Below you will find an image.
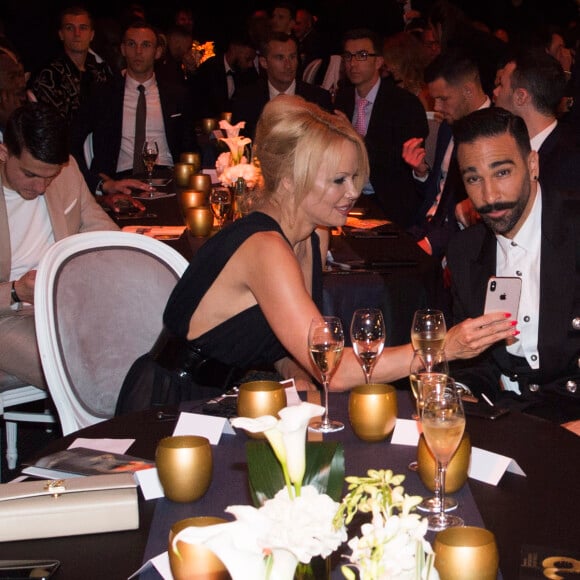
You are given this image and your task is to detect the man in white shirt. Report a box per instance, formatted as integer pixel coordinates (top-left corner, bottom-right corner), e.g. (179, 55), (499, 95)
(447, 107), (580, 434)
(0, 102), (117, 388)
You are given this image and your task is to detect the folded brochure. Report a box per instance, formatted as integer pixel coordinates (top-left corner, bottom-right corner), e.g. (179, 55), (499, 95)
(22, 447), (154, 479)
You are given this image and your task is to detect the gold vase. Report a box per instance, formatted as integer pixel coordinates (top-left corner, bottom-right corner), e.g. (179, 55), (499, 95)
(155, 435), (212, 502)
(180, 152), (202, 173)
(237, 381), (287, 439)
(220, 111), (233, 123)
(189, 172), (212, 194)
(200, 117), (218, 135)
(417, 431), (471, 493)
(348, 384), (398, 442)
(174, 162), (196, 187)
(433, 526), (499, 580)
(169, 516), (230, 580)
(185, 206), (214, 237)
(179, 189), (207, 215)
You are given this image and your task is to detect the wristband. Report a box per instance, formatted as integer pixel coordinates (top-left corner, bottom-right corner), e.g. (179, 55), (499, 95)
(11, 281), (21, 304)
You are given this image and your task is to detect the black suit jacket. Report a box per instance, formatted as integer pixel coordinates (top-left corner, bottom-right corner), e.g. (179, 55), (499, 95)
(192, 54), (259, 121)
(538, 122), (580, 193)
(231, 79), (333, 141)
(447, 188), (580, 423)
(406, 120), (467, 258)
(71, 74), (198, 192)
(334, 77), (428, 228)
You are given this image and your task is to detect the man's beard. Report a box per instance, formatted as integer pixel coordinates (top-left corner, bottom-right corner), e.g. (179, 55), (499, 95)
(477, 181), (531, 236)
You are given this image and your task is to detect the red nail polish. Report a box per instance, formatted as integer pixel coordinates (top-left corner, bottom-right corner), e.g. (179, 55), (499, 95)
(513, 330), (520, 336)
(510, 320), (517, 326)
(504, 312), (512, 318)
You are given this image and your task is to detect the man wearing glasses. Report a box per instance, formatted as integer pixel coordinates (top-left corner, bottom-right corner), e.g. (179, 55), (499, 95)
(334, 28), (428, 228)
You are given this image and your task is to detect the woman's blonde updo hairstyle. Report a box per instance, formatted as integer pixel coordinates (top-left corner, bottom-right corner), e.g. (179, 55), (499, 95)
(253, 95), (369, 215)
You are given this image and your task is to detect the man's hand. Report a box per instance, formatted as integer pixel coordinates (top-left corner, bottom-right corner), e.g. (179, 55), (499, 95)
(14, 270), (36, 304)
(101, 177), (154, 197)
(99, 192), (146, 214)
(445, 312), (519, 360)
(402, 137), (429, 177)
(562, 419), (580, 436)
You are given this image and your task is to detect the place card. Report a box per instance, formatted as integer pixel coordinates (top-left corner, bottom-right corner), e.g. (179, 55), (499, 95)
(173, 412), (235, 445)
(280, 378), (301, 406)
(68, 437), (135, 454)
(468, 446), (526, 486)
(390, 418), (422, 446)
(128, 551), (171, 579)
(135, 466), (164, 500)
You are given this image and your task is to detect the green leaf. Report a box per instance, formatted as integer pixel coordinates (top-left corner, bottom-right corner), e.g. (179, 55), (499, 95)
(246, 441), (345, 506)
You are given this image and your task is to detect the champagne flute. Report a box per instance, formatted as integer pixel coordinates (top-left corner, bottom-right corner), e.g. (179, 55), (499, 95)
(142, 140), (159, 192)
(409, 349), (449, 421)
(411, 308), (447, 352)
(210, 186), (231, 230)
(350, 308), (386, 384)
(421, 381), (466, 531)
(308, 316), (345, 433)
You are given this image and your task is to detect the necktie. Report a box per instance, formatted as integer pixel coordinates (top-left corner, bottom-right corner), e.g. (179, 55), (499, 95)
(354, 98), (368, 136)
(133, 84), (146, 174)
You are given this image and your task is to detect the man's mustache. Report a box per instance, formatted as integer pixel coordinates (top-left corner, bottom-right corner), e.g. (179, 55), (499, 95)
(476, 201), (518, 215)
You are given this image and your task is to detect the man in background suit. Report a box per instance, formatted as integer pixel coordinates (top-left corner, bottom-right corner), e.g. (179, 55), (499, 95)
(334, 28), (428, 228)
(448, 107), (580, 433)
(0, 103), (117, 389)
(71, 20), (198, 212)
(231, 32), (332, 141)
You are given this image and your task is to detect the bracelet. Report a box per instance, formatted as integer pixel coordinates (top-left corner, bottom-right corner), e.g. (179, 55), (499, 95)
(11, 281), (21, 304)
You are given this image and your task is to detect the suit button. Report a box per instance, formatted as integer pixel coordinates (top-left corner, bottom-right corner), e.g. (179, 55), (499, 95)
(529, 383), (540, 393)
(566, 380), (578, 394)
(573, 317), (580, 330)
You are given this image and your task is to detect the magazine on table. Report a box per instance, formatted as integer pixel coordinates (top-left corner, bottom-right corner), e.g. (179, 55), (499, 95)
(22, 447), (154, 480)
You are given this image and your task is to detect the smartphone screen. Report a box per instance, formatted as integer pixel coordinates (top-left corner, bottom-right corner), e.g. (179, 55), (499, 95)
(483, 276), (522, 318)
(0, 560), (60, 579)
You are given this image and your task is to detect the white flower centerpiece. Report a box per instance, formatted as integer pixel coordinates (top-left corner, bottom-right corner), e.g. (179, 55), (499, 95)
(171, 402), (347, 580)
(333, 469), (439, 580)
(216, 120), (263, 190)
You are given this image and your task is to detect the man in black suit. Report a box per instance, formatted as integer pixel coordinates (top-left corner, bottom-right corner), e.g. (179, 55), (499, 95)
(448, 107), (580, 433)
(192, 35), (259, 121)
(493, 47), (580, 192)
(402, 51), (490, 258)
(231, 32), (332, 141)
(71, 20), (198, 211)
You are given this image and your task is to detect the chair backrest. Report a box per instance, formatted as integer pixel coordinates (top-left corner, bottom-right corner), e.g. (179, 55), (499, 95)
(35, 231), (189, 435)
(321, 55), (343, 92)
(302, 58), (323, 84)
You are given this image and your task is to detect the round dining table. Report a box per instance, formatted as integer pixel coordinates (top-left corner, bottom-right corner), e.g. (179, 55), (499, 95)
(1, 389), (579, 580)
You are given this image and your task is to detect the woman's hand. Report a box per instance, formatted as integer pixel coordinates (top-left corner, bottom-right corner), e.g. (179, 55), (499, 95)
(445, 312), (518, 360)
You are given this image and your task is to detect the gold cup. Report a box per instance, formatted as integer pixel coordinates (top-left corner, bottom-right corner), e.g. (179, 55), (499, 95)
(220, 111), (233, 123)
(174, 162), (196, 187)
(180, 152), (202, 173)
(348, 384), (398, 442)
(189, 173), (212, 195)
(200, 117), (218, 135)
(433, 526), (499, 580)
(155, 435), (212, 502)
(417, 431), (471, 493)
(237, 381), (287, 439)
(168, 516), (229, 580)
(179, 189), (207, 215)
(185, 206), (214, 237)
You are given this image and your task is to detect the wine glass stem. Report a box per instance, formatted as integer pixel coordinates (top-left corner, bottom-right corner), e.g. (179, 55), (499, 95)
(438, 461), (448, 521)
(322, 377), (330, 426)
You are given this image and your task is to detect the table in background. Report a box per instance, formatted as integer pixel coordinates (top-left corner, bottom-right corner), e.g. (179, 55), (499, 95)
(2, 391), (579, 580)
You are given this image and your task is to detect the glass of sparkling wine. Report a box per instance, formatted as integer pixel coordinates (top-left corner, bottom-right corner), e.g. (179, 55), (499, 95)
(142, 140), (159, 192)
(411, 308), (447, 352)
(409, 349), (449, 420)
(210, 186), (231, 230)
(421, 381), (466, 531)
(308, 316), (345, 433)
(350, 308), (386, 384)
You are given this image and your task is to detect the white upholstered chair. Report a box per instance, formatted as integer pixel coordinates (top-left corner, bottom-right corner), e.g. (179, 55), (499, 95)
(34, 231), (189, 436)
(302, 58), (323, 84)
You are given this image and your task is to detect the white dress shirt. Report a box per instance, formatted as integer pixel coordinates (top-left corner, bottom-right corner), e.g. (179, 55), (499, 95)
(496, 187), (542, 392)
(268, 79), (296, 99)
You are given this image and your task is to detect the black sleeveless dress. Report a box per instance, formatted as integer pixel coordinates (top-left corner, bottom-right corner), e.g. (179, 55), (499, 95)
(163, 212), (323, 370)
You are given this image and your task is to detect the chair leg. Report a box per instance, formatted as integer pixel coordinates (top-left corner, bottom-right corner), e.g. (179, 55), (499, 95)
(6, 421), (17, 470)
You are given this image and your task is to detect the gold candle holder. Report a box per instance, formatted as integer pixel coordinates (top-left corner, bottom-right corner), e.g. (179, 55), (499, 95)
(180, 152), (202, 173)
(155, 435), (212, 502)
(200, 117), (218, 135)
(179, 189), (207, 215)
(220, 111), (233, 123)
(185, 206), (214, 237)
(417, 431), (471, 493)
(189, 173), (212, 195)
(434, 526), (499, 580)
(169, 516), (229, 580)
(237, 381), (287, 439)
(174, 162), (196, 187)
(348, 384), (398, 442)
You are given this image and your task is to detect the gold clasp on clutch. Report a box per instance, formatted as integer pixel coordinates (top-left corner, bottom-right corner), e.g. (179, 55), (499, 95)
(44, 480), (66, 498)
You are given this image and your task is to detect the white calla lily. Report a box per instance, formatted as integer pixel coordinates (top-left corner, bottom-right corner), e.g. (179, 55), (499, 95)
(231, 415), (278, 433)
(219, 120), (246, 138)
(220, 135), (252, 165)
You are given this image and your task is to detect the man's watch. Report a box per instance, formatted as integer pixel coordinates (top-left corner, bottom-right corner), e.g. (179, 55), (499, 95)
(10, 281), (21, 305)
